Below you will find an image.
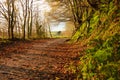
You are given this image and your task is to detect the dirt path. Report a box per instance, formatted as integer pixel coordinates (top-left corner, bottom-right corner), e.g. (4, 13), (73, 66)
(0, 39), (79, 80)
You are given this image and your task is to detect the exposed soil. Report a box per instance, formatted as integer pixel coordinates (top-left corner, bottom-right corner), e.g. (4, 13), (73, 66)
(0, 38), (83, 80)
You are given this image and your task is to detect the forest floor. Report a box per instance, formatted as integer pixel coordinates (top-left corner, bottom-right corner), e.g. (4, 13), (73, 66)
(0, 38), (84, 80)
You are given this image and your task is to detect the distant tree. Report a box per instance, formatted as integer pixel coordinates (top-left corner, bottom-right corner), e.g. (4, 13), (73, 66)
(57, 31), (61, 35)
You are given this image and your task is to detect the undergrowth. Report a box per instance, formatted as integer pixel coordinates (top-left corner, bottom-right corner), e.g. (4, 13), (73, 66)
(66, 34), (120, 80)
(68, 0), (120, 79)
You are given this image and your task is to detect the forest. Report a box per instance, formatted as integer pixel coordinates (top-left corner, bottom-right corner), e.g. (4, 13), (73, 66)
(0, 0), (120, 80)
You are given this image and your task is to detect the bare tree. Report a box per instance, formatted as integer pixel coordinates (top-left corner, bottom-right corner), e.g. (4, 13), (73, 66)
(0, 0), (17, 39)
(27, 0), (33, 38)
(0, 0), (53, 39)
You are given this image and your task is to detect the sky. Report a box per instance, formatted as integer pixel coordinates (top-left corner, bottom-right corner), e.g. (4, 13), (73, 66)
(32, 0), (66, 32)
(0, 0), (66, 32)
(50, 22), (66, 32)
(34, 0), (51, 12)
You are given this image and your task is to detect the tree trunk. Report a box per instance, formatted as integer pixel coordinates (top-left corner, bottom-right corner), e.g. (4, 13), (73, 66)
(22, 0), (28, 40)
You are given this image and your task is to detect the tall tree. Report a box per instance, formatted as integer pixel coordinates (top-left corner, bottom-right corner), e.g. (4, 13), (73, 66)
(27, 0), (33, 38)
(20, 0), (29, 39)
(0, 0), (17, 39)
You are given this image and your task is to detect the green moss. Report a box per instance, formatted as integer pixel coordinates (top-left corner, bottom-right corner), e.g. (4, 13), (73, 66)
(69, 0), (120, 79)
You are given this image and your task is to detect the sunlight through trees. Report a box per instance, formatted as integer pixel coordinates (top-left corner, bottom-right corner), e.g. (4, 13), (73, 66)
(0, 0), (120, 79)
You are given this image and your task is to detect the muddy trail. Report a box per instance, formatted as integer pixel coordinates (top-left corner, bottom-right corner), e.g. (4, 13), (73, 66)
(0, 38), (82, 80)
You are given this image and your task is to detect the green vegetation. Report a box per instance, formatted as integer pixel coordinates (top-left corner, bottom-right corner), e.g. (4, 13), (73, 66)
(0, 0), (120, 79)
(73, 34), (120, 79)
(68, 0), (120, 79)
